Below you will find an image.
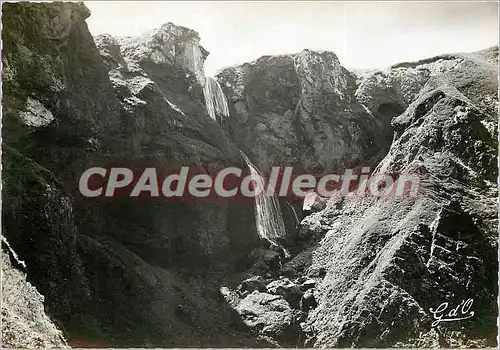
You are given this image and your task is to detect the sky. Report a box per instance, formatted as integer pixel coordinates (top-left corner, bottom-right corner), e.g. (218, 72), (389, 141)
(85, 1), (499, 76)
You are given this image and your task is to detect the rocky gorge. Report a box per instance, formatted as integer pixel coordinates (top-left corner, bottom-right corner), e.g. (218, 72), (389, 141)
(1, 2), (498, 348)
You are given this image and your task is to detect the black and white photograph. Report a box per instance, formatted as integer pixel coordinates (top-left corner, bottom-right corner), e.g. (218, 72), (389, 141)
(0, 0), (499, 348)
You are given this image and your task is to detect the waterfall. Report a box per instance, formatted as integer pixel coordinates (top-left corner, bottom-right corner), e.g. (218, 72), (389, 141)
(239, 152), (289, 256)
(202, 77), (289, 256)
(203, 76), (230, 123)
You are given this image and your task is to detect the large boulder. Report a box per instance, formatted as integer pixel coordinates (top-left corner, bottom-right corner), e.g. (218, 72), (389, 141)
(266, 277), (304, 309)
(234, 291), (297, 345)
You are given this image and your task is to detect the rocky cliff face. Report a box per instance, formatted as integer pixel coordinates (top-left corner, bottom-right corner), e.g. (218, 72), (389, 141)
(89, 24), (259, 266)
(216, 50), (392, 173)
(220, 47), (498, 347)
(1, 2), (497, 348)
(2, 2), (260, 347)
(302, 48), (498, 348)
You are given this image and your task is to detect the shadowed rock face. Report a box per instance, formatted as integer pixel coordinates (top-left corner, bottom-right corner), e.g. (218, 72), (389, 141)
(2, 3), (261, 347)
(90, 26), (262, 267)
(1, 2), (497, 348)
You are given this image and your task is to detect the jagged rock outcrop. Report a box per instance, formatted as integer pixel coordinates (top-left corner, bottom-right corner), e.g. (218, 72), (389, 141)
(219, 47), (498, 347)
(118, 22), (208, 86)
(353, 55), (463, 118)
(287, 47), (498, 347)
(216, 50), (392, 173)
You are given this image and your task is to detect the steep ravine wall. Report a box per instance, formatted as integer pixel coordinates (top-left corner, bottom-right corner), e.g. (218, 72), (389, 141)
(1, 2), (262, 347)
(1, 2), (498, 348)
(218, 47), (498, 347)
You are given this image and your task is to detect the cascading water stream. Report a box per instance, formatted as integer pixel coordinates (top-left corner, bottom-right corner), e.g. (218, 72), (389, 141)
(239, 152), (289, 257)
(203, 76), (289, 256)
(203, 76), (230, 123)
